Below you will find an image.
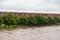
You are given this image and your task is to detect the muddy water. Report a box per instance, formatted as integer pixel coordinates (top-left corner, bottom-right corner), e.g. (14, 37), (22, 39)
(0, 26), (60, 40)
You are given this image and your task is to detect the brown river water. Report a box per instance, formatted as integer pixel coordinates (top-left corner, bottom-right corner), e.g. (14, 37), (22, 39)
(0, 26), (60, 40)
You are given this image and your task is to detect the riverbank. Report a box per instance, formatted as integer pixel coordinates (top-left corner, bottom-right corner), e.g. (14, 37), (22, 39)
(0, 24), (60, 31)
(0, 26), (60, 40)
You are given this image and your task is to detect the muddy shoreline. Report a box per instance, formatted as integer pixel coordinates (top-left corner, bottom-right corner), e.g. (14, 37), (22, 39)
(0, 26), (60, 40)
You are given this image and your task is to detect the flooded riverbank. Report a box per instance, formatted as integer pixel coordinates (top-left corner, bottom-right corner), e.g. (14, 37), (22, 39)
(0, 26), (60, 40)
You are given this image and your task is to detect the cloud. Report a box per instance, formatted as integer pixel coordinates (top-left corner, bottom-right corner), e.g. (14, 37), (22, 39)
(0, 0), (60, 13)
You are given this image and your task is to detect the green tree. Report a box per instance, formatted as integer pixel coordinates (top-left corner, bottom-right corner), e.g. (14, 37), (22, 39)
(27, 16), (37, 26)
(47, 16), (55, 24)
(2, 14), (17, 25)
(17, 16), (28, 25)
(0, 16), (3, 25)
(34, 15), (47, 25)
(53, 17), (60, 24)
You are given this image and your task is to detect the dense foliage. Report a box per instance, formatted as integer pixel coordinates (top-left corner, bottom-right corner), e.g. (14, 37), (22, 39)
(0, 14), (60, 28)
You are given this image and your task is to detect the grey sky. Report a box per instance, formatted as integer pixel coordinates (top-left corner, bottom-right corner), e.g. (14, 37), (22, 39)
(0, 0), (60, 13)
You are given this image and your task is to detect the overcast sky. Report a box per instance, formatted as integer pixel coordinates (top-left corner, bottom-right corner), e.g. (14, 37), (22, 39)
(0, 0), (60, 13)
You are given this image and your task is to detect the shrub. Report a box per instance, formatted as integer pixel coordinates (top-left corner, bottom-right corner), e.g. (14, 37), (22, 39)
(27, 16), (37, 26)
(47, 16), (56, 24)
(34, 15), (47, 25)
(0, 24), (5, 29)
(17, 16), (28, 25)
(0, 16), (3, 25)
(2, 14), (17, 25)
(53, 17), (60, 24)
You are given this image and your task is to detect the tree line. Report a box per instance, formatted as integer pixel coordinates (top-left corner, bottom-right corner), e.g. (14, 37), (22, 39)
(0, 14), (60, 28)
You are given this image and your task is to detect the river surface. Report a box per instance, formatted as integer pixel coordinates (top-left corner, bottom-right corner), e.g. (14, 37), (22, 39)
(0, 26), (60, 40)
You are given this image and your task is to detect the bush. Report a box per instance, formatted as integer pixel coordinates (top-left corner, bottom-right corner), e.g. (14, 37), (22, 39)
(0, 24), (5, 29)
(53, 17), (60, 24)
(27, 16), (37, 26)
(34, 15), (47, 25)
(2, 14), (17, 25)
(47, 16), (58, 24)
(17, 16), (28, 25)
(0, 16), (3, 25)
